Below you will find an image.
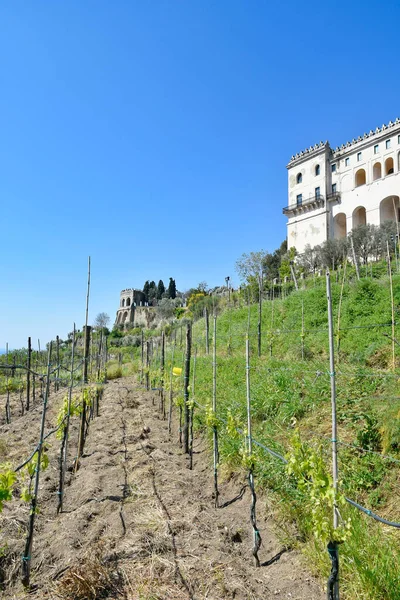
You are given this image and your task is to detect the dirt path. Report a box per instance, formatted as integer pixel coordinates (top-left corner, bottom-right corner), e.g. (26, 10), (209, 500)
(1, 378), (324, 599)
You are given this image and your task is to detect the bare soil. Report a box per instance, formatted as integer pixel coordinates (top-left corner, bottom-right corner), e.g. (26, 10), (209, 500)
(0, 377), (325, 599)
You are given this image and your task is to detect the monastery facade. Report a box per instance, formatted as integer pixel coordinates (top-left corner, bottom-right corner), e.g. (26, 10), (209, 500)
(284, 118), (400, 253)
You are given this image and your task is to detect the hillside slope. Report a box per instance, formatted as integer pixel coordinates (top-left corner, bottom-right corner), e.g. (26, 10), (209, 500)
(0, 378), (323, 600)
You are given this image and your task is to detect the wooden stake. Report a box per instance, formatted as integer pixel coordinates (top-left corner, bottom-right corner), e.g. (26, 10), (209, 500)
(83, 257), (91, 384)
(326, 270), (340, 599)
(257, 274), (263, 357)
(183, 323), (191, 454)
(350, 236), (360, 281)
(246, 335), (261, 567)
(212, 315), (219, 507)
(57, 325), (76, 514)
(336, 259), (347, 363)
(205, 307), (210, 355)
(168, 332), (177, 434)
(160, 331), (165, 417)
(26, 337), (31, 411)
(387, 241), (396, 371)
(22, 343), (52, 588)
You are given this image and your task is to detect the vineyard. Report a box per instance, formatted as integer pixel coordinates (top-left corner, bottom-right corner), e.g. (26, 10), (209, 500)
(0, 264), (400, 599)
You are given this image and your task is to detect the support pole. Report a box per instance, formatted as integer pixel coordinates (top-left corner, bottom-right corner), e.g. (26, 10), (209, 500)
(55, 335), (60, 392)
(387, 241), (396, 371)
(246, 335), (261, 567)
(168, 332), (177, 434)
(350, 236), (360, 281)
(183, 323), (191, 454)
(160, 331), (165, 417)
(83, 257), (91, 384)
(326, 271), (340, 599)
(212, 316), (219, 507)
(257, 273), (263, 357)
(22, 343), (52, 588)
(26, 337), (31, 411)
(205, 307), (210, 355)
(189, 347), (197, 470)
(57, 325), (76, 514)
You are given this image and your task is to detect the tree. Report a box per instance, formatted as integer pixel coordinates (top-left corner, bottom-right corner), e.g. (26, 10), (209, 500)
(156, 298), (181, 320)
(235, 250), (267, 283)
(143, 281), (150, 302)
(94, 312), (110, 330)
(148, 281), (157, 304)
(298, 244), (322, 273)
(157, 279), (165, 300)
(167, 277), (176, 299)
(319, 238), (346, 270)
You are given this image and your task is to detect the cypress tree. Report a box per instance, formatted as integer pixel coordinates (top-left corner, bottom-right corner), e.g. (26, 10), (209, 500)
(157, 279), (166, 300)
(143, 280), (150, 302)
(168, 277), (176, 299)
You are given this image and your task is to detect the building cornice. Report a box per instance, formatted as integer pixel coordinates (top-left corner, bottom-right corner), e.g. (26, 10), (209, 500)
(286, 143), (330, 169)
(287, 117), (400, 167)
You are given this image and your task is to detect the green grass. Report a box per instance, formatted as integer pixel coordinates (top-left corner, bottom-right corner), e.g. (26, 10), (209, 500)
(108, 270), (400, 599)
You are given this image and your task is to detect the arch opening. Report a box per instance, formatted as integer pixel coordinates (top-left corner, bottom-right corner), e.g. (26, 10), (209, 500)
(385, 157), (394, 176)
(297, 173), (302, 184)
(126, 297), (131, 306)
(122, 311), (128, 324)
(334, 213), (347, 239)
(315, 164), (320, 176)
(373, 162), (382, 181)
(121, 298), (125, 307)
(355, 169), (366, 187)
(353, 206), (367, 229)
(380, 196), (400, 224)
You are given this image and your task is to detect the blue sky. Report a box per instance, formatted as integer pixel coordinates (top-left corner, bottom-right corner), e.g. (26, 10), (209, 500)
(1, 1), (399, 348)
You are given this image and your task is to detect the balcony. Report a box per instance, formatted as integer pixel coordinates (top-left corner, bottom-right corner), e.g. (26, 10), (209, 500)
(327, 192), (341, 203)
(282, 194), (325, 216)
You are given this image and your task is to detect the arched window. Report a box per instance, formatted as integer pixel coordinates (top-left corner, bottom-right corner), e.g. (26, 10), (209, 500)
(380, 196), (400, 223)
(353, 206), (367, 229)
(296, 173), (302, 184)
(315, 164), (320, 176)
(373, 162), (382, 181)
(121, 298), (125, 307)
(122, 311), (128, 323)
(126, 297), (131, 307)
(333, 213), (347, 238)
(355, 169), (366, 187)
(385, 157), (394, 176)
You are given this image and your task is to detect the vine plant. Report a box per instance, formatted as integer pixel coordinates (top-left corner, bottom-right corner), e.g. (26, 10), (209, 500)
(286, 431), (351, 545)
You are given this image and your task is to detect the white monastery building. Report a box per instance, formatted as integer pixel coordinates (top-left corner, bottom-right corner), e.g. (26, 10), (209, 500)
(284, 118), (400, 253)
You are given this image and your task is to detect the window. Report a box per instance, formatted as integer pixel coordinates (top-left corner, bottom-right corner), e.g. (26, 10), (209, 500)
(331, 163), (336, 173)
(296, 194), (302, 206)
(398, 135), (400, 145)
(386, 139), (391, 149)
(332, 183), (337, 194)
(345, 157), (350, 166)
(315, 164), (320, 176)
(374, 144), (379, 154)
(296, 173), (302, 184)
(357, 152), (362, 161)
(315, 187), (320, 198)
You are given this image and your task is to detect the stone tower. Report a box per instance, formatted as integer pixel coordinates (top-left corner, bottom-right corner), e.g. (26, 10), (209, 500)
(115, 288), (146, 327)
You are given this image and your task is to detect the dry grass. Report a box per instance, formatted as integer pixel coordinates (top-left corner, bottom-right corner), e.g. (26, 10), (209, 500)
(54, 545), (122, 600)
